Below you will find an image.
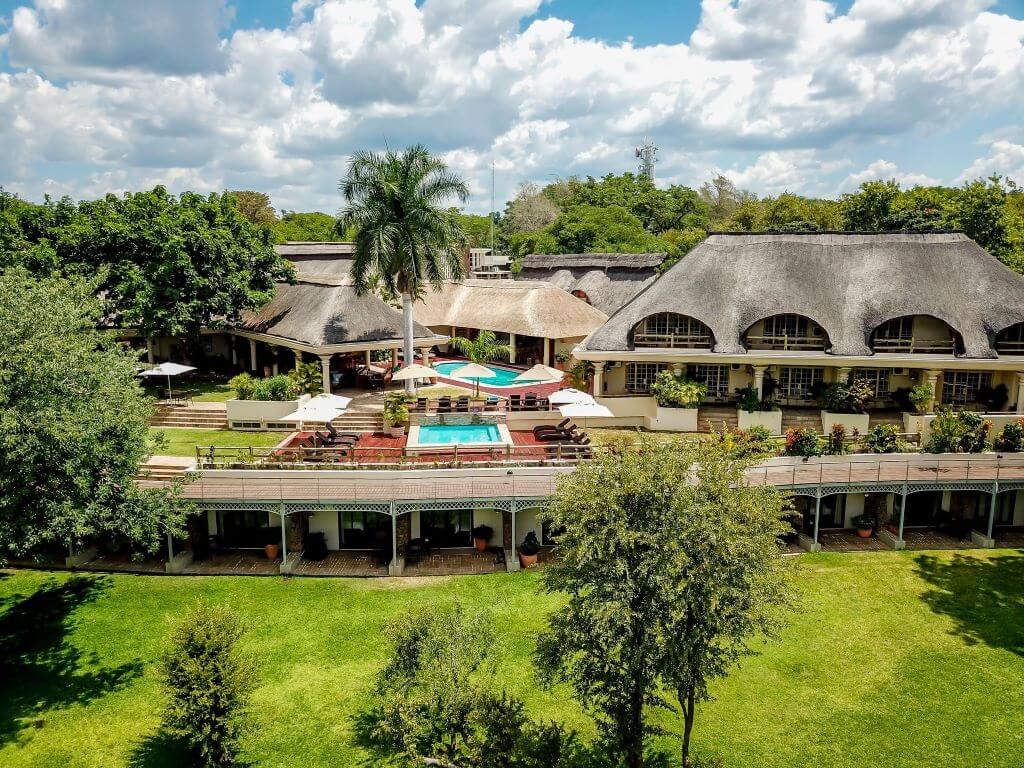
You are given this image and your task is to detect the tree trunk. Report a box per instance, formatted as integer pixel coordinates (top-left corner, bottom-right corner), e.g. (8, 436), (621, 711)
(625, 681), (645, 768)
(680, 685), (696, 768)
(401, 291), (415, 394)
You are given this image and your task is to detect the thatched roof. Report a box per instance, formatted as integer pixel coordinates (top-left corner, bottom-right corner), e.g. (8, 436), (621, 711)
(416, 279), (609, 339)
(582, 232), (1024, 358)
(517, 253), (662, 315)
(234, 281), (439, 348)
(275, 242), (356, 283)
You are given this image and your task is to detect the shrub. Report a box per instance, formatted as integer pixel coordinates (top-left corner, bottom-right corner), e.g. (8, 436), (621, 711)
(784, 427), (822, 457)
(471, 524), (494, 542)
(976, 383), (1009, 412)
(850, 513), (876, 531)
(160, 603), (255, 768)
(228, 373), (256, 401)
(818, 378), (873, 414)
(520, 530), (541, 556)
(923, 408), (991, 454)
(288, 361), (323, 395)
(712, 425), (776, 459)
(735, 385), (775, 413)
(650, 371), (707, 408)
(824, 423), (848, 455)
(908, 383), (934, 414)
(864, 424), (901, 454)
(994, 418), (1024, 452)
(382, 391), (409, 427)
(228, 373), (298, 401)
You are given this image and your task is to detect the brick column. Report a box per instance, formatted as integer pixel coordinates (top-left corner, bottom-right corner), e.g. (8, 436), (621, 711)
(396, 512), (411, 551)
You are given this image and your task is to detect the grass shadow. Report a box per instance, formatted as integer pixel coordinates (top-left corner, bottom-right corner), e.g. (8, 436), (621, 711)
(0, 574), (144, 746)
(914, 551), (1024, 655)
(127, 731), (253, 768)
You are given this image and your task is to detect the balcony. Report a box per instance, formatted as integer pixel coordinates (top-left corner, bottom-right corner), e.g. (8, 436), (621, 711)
(633, 331), (712, 349)
(995, 339), (1024, 355)
(871, 337), (956, 354)
(745, 334), (827, 352)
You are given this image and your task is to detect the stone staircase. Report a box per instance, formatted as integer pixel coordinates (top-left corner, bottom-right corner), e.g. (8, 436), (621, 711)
(135, 456), (194, 485)
(697, 406), (738, 432)
(780, 408), (825, 432)
(150, 403), (228, 429)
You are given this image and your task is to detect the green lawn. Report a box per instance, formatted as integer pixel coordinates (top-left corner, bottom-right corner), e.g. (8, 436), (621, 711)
(2, 551), (1023, 767)
(148, 428), (289, 457)
(143, 380), (235, 402)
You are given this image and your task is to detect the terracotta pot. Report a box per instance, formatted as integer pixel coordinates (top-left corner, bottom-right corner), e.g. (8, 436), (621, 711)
(886, 523), (900, 535)
(519, 552), (539, 568)
(265, 543), (281, 560)
(474, 537), (488, 552)
(389, 426), (406, 438)
(856, 527), (873, 539)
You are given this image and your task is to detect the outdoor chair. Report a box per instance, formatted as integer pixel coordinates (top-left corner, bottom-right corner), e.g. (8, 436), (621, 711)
(483, 398), (500, 412)
(509, 394), (522, 411)
(533, 418), (575, 441)
(437, 396), (452, 414)
(523, 393), (539, 411)
(415, 397), (428, 412)
(303, 531), (329, 561)
(404, 537), (431, 566)
(456, 396), (470, 412)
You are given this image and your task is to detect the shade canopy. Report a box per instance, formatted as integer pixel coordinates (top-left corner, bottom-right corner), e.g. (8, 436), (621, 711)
(547, 388), (596, 406)
(558, 402), (613, 418)
(512, 363), (563, 382)
(281, 393), (353, 423)
(138, 362), (196, 377)
(390, 363), (439, 382)
(450, 362), (496, 380)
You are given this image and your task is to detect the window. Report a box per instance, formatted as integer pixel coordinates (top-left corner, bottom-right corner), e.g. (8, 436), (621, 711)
(853, 368), (891, 399)
(634, 314), (711, 348)
(996, 323), (1024, 354)
(941, 370), (990, 405)
(762, 314), (819, 338)
(338, 509), (389, 548)
(777, 367), (824, 400)
(689, 364), (729, 399)
(874, 317), (913, 340)
(626, 363), (668, 393)
(420, 509), (473, 548)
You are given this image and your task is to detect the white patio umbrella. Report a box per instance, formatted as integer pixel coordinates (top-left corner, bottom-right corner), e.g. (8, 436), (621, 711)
(281, 393), (353, 429)
(557, 401), (613, 421)
(450, 362), (496, 396)
(512, 363), (563, 383)
(138, 362), (196, 400)
(547, 388), (596, 406)
(390, 363), (439, 388)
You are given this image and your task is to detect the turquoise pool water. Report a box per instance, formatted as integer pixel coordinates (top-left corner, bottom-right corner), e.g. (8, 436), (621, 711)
(434, 361), (547, 387)
(417, 424), (502, 445)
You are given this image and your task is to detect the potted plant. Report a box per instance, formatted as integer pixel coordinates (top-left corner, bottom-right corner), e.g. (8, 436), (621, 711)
(649, 371), (707, 432)
(734, 385), (782, 433)
(264, 537), (281, 560)
(554, 350), (572, 371)
(519, 530), (541, 568)
(903, 382), (934, 435)
(850, 512), (876, 538)
(819, 377), (872, 434)
(471, 524), (494, 552)
(383, 391), (410, 437)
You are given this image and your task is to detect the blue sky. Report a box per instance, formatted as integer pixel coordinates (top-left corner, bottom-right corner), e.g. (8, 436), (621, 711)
(1, 0), (1023, 213)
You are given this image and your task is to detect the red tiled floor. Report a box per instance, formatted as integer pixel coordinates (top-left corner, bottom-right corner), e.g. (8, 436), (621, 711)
(995, 528), (1024, 548)
(818, 529), (892, 552)
(183, 551), (280, 575)
(404, 547), (506, 575)
(290, 550), (388, 577)
(902, 528), (980, 550)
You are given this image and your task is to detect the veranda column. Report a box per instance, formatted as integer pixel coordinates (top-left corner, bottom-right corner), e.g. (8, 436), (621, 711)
(319, 354), (332, 394)
(364, 349), (372, 366)
(752, 365), (768, 399)
(230, 337), (238, 366)
(249, 339), (258, 372)
(293, 349), (301, 371)
(592, 361), (606, 396)
(925, 369), (942, 412)
(146, 338), (155, 364)
(671, 362), (684, 377)
(543, 339), (552, 367)
(837, 366), (852, 384)
(391, 348), (399, 369)
(509, 333), (516, 364)
(271, 346), (280, 376)
(1016, 372), (1024, 413)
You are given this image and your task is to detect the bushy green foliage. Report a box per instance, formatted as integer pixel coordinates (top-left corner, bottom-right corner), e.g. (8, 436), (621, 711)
(160, 602), (256, 768)
(227, 373), (298, 401)
(229, 190), (277, 224)
(923, 409), (991, 454)
(272, 211), (339, 243)
(818, 378), (873, 414)
(784, 427), (822, 457)
(287, 361), (324, 395)
(650, 371), (706, 408)
(994, 419), (1024, 452)
(864, 424), (902, 454)
(735, 385), (776, 413)
(825, 423), (849, 455)
(382, 391), (409, 427)
(711, 426), (776, 459)
(909, 383), (935, 414)
(0, 269), (190, 561)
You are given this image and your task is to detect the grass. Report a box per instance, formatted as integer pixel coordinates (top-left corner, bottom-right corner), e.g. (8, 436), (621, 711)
(148, 428), (289, 457)
(1, 550), (1023, 767)
(143, 380), (235, 402)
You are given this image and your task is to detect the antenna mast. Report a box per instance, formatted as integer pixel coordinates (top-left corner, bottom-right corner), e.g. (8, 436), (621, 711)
(489, 160), (495, 251)
(635, 138), (658, 181)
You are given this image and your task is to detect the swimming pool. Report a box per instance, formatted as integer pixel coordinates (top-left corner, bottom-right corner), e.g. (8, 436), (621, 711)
(417, 424), (502, 445)
(434, 361), (557, 388)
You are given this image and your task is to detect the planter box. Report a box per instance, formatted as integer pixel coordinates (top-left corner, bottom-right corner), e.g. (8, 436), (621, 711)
(650, 406), (699, 432)
(820, 411), (870, 435)
(902, 412), (926, 437)
(226, 395), (309, 430)
(737, 409), (782, 434)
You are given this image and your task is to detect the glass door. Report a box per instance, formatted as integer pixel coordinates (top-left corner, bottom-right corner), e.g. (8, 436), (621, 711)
(420, 509), (473, 548)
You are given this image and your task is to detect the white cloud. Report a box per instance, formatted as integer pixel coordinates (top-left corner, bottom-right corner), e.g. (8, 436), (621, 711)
(838, 159), (941, 193)
(955, 140), (1024, 185)
(0, 0), (1022, 211)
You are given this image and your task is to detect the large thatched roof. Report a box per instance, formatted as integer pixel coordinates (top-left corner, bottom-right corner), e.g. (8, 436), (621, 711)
(517, 253), (663, 315)
(582, 233), (1024, 358)
(234, 281), (439, 348)
(275, 242), (356, 283)
(416, 279), (609, 339)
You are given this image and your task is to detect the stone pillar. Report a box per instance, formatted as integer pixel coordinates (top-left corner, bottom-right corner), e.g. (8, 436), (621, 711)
(294, 349), (302, 370)
(230, 338), (238, 366)
(543, 339), (552, 367)
(271, 347), (279, 376)
(391, 348), (399, 370)
(753, 365), (768, 399)
(837, 366), (852, 384)
(420, 347), (431, 366)
(319, 354), (332, 394)
(925, 369), (942, 412)
(364, 349), (372, 366)
(509, 332), (516, 364)
(1016, 373), (1024, 414)
(249, 338), (258, 372)
(671, 362), (684, 377)
(593, 361), (606, 396)
(146, 338), (155, 364)
(396, 512), (411, 549)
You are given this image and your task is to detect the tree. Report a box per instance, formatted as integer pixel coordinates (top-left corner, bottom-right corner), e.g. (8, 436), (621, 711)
(947, 176), (1010, 257)
(161, 602), (256, 767)
(699, 174), (755, 226)
(454, 211), (495, 248)
(272, 211), (339, 243)
(840, 180), (902, 231)
(503, 181), (560, 234)
(0, 269), (190, 562)
(564, 173), (709, 234)
(448, 329), (512, 395)
(229, 190), (277, 225)
(536, 436), (793, 768)
(339, 145), (469, 393)
(543, 205), (666, 254)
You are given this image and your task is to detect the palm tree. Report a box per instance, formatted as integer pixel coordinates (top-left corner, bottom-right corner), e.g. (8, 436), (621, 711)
(449, 330), (512, 395)
(339, 145), (469, 392)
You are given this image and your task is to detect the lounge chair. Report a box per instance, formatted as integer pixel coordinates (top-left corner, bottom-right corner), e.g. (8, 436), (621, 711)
(533, 418), (575, 440)
(456, 396), (470, 412)
(437, 396), (452, 414)
(415, 397), (428, 412)
(509, 394), (522, 411)
(523, 393), (539, 411)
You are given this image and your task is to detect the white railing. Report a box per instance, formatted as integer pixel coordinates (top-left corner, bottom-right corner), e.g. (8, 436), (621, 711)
(633, 332), (712, 349)
(745, 334), (827, 351)
(871, 337), (955, 354)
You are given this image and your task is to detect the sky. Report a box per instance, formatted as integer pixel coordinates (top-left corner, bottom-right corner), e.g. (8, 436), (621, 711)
(0, 0), (1023, 215)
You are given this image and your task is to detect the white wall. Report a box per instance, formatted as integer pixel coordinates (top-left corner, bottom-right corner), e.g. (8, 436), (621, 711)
(842, 494), (865, 528)
(474, 508), (504, 546)
(308, 510), (340, 550)
(516, 508), (541, 546)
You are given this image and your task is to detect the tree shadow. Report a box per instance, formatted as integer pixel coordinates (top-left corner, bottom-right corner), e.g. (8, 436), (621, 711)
(914, 551), (1024, 655)
(127, 731), (253, 768)
(0, 575), (144, 746)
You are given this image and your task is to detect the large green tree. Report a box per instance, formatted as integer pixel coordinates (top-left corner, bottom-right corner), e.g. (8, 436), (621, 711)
(564, 173), (710, 234)
(0, 187), (293, 351)
(339, 145), (468, 392)
(541, 205), (667, 254)
(0, 269), (190, 562)
(272, 211), (340, 243)
(536, 436), (793, 768)
(229, 190), (278, 225)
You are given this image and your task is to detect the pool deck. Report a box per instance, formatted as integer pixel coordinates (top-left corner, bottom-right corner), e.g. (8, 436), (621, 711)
(431, 357), (565, 398)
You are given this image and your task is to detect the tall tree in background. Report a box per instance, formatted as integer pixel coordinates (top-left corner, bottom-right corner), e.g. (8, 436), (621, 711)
(536, 436), (793, 768)
(0, 269), (190, 562)
(229, 190), (278, 225)
(339, 145), (468, 392)
(272, 211), (340, 243)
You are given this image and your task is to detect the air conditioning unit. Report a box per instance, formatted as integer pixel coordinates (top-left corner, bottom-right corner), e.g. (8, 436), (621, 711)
(893, 368), (905, 375)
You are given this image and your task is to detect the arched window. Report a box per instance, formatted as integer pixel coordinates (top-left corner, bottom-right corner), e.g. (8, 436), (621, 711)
(996, 322), (1024, 355)
(571, 289), (591, 305)
(744, 314), (829, 351)
(870, 315), (960, 354)
(633, 313), (713, 349)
